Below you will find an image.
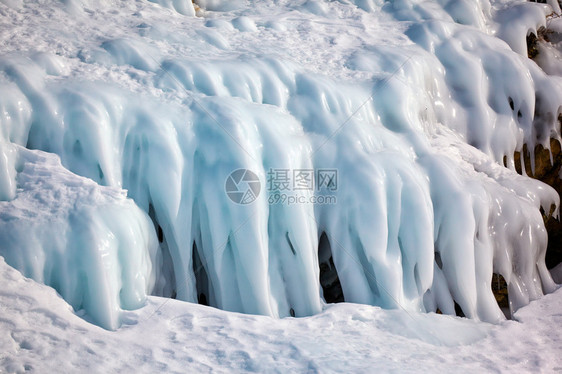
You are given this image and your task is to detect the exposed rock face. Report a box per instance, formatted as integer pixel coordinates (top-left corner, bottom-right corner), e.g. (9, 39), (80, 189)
(523, 3), (562, 269)
(515, 136), (562, 269)
(318, 233), (344, 304)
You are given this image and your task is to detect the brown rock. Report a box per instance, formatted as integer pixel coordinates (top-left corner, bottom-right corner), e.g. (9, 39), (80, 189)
(514, 135), (562, 269)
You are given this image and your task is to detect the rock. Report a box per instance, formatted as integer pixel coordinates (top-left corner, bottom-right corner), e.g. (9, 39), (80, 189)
(514, 134), (562, 269)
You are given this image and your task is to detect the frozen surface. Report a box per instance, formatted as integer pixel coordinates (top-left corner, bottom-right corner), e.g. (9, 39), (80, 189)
(0, 146), (158, 330)
(535, 15), (562, 76)
(0, 0), (562, 330)
(1, 256), (562, 373)
(551, 262), (562, 284)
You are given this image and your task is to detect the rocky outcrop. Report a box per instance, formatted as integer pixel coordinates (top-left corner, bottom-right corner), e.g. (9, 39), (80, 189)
(514, 136), (562, 268)
(523, 3), (562, 269)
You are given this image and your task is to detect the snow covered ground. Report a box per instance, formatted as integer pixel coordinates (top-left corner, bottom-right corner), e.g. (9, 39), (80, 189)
(1, 256), (562, 373)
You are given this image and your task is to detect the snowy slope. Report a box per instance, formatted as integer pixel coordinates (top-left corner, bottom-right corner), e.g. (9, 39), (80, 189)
(0, 0), (562, 335)
(1, 256), (562, 373)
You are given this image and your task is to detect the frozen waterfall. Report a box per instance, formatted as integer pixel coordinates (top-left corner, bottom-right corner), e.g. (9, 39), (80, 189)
(0, 0), (561, 329)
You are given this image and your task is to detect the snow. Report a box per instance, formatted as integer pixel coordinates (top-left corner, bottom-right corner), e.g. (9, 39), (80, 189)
(0, 0), (561, 345)
(1, 256), (562, 373)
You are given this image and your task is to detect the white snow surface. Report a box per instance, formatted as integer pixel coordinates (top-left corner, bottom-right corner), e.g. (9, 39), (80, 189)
(1, 256), (562, 373)
(0, 0), (562, 331)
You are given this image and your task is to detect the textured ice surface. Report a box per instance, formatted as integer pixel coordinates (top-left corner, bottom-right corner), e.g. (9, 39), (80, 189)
(147, 0), (196, 16)
(0, 146), (158, 329)
(0, 0), (561, 328)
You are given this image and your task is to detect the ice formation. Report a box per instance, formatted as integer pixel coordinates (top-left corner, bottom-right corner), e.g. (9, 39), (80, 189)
(0, 145), (157, 329)
(0, 0), (561, 329)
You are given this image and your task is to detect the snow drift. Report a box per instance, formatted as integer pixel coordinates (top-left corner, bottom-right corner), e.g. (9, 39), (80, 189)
(0, 0), (561, 329)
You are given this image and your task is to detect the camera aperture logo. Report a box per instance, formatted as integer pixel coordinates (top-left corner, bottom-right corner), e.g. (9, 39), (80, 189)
(225, 169), (261, 205)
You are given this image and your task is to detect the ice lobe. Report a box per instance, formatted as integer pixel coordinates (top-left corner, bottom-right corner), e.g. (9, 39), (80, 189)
(495, 2), (549, 56)
(101, 39), (161, 72)
(406, 18), (562, 172)
(0, 57), (158, 329)
(147, 0), (196, 16)
(0, 146), (158, 330)
(195, 0), (245, 12)
(0, 141), (17, 201)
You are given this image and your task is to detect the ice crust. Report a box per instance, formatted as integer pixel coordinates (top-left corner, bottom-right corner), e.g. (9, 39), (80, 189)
(0, 146), (158, 329)
(0, 0), (561, 328)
